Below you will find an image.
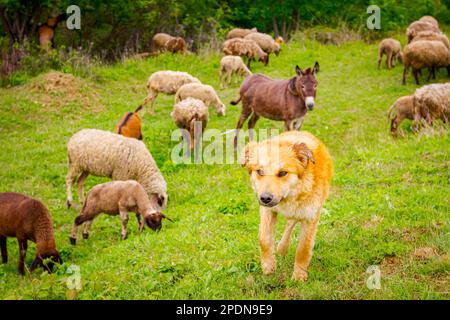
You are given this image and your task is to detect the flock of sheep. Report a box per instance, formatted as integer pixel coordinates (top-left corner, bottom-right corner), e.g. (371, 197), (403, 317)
(378, 16), (450, 135)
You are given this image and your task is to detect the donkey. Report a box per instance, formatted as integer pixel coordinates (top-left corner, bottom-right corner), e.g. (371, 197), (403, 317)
(231, 63), (319, 146)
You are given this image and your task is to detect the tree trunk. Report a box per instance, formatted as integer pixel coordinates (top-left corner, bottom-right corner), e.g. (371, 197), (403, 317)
(272, 16), (280, 38)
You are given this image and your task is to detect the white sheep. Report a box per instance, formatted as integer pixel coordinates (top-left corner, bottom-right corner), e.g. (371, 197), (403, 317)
(244, 32), (281, 56)
(175, 83), (226, 116)
(171, 98), (209, 152)
(219, 55), (252, 89)
(66, 129), (168, 210)
(70, 180), (172, 244)
(142, 71), (201, 115)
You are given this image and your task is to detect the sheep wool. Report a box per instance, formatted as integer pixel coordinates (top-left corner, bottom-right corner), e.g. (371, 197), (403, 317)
(219, 55), (252, 88)
(175, 83), (226, 116)
(413, 83), (450, 126)
(244, 32), (280, 55)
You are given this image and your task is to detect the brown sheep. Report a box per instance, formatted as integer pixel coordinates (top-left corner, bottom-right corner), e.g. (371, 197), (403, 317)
(412, 31), (450, 50)
(0, 192), (62, 275)
(387, 95), (414, 135)
(406, 20), (440, 43)
(115, 105), (143, 140)
(378, 38), (403, 69)
(244, 32), (281, 56)
(412, 83), (450, 131)
(152, 33), (187, 54)
(402, 40), (450, 85)
(222, 38), (268, 69)
(419, 16), (439, 30)
(226, 28), (257, 39)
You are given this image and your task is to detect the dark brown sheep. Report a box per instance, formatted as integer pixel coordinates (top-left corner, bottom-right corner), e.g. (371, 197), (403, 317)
(0, 192), (62, 275)
(231, 63), (319, 146)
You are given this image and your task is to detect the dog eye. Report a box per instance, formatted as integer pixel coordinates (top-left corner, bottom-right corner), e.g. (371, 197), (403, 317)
(278, 171), (288, 177)
(257, 169), (264, 176)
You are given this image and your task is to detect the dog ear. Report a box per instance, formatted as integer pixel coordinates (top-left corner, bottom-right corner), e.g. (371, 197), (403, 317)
(292, 143), (315, 167)
(287, 77), (298, 96)
(313, 61), (319, 74)
(239, 141), (258, 170)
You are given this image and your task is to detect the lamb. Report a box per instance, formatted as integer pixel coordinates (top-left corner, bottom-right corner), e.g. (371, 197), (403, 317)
(222, 38), (269, 69)
(70, 180), (172, 244)
(378, 38), (403, 69)
(66, 129), (168, 211)
(171, 98), (209, 152)
(387, 95), (414, 135)
(152, 33), (187, 54)
(175, 83), (226, 116)
(219, 55), (252, 89)
(244, 32), (281, 56)
(115, 105), (143, 140)
(406, 20), (440, 43)
(419, 16), (439, 30)
(226, 27), (257, 39)
(411, 31), (450, 50)
(0, 192), (62, 275)
(412, 83), (450, 131)
(142, 71), (201, 115)
(402, 40), (450, 85)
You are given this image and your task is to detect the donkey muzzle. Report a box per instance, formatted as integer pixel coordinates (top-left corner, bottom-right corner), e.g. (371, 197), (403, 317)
(305, 97), (315, 111)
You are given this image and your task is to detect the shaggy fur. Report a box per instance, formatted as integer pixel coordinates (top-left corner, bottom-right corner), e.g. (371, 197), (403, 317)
(419, 16), (439, 30)
(0, 192), (62, 275)
(378, 38), (403, 69)
(226, 27), (257, 39)
(70, 180), (171, 244)
(241, 131), (333, 281)
(406, 20), (440, 43)
(171, 98), (209, 151)
(244, 32), (281, 56)
(219, 55), (252, 89)
(387, 95), (414, 135)
(115, 105), (143, 140)
(175, 82), (226, 116)
(413, 83), (450, 131)
(152, 33), (187, 54)
(402, 40), (450, 85)
(66, 129), (168, 210)
(142, 71), (201, 114)
(222, 38), (269, 69)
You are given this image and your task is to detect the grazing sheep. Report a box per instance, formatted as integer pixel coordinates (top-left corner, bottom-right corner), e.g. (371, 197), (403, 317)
(219, 55), (252, 89)
(402, 40), (450, 85)
(66, 129), (168, 211)
(406, 20), (440, 43)
(222, 38), (269, 69)
(152, 33), (187, 54)
(115, 105), (143, 140)
(142, 71), (201, 115)
(419, 16), (439, 30)
(171, 98), (209, 151)
(175, 83), (226, 116)
(412, 83), (450, 131)
(226, 27), (257, 39)
(378, 38), (403, 69)
(387, 95), (414, 135)
(0, 192), (62, 275)
(275, 36), (284, 45)
(244, 32), (281, 56)
(412, 31), (450, 50)
(70, 180), (172, 244)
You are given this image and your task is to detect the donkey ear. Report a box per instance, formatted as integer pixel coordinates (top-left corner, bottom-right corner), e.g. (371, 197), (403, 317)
(292, 143), (315, 168)
(295, 65), (302, 76)
(287, 78), (298, 96)
(313, 61), (320, 74)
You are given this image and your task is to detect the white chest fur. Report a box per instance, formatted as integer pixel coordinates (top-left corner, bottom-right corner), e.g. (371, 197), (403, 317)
(272, 194), (321, 221)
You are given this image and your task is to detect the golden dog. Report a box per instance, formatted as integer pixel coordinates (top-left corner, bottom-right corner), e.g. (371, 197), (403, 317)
(241, 131), (333, 281)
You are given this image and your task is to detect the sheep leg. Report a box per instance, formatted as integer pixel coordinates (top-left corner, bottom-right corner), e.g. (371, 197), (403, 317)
(219, 68), (223, 89)
(66, 167), (80, 209)
(149, 91), (158, 115)
(136, 214), (143, 233)
(247, 113), (260, 141)
(402, 66), (408, 85)
(0, 236), (7, 263)
(413, 69), (420, 85)
(386, 52), (392, 69)
(377, 52), (382, 69)
(119, 210), (129, 240)
(234, 109), (253, 147)
(17, 239), (27, 275)
(82, 220), (93, 239)
(77, 171), (89, 205)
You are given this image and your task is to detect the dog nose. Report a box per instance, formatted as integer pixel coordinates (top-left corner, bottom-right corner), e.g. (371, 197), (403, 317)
(259, 193), (273, 205)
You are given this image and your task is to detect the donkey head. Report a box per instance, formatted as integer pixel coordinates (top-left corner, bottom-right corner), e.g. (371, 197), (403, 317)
(288, 62), (319, 110)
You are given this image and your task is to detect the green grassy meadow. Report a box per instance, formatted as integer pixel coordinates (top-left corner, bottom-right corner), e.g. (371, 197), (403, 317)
(0, 35), (449, 299)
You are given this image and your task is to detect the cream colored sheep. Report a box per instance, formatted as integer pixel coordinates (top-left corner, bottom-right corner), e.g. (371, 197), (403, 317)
(244, 32), (281, 56)
(412, 31), (450, 50)
(219, 55), (252, 89)
(66, 129), (168, 210)
(222, 38), (268, 69)
(387, 95), (414, 135)
(419, 16), (439, 30)
(70, 180), (172, 244)
(413, 83), (450, 131)
(402, 40), (450, 85)
(175, 83), (226, 116)
(171, 98), (209, 152)
(142, 71), (201, 115)
(226, 28), (257, 39)
(406, 20), (440, 43)
(378, 38), (402, 69)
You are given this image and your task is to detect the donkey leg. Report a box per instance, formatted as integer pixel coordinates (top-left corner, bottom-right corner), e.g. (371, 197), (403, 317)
(234, 109), (253, 147)
(247, 113), (260, 141)
(0, 235), (7, 263)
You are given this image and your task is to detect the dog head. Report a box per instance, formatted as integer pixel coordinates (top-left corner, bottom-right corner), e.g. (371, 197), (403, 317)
(241, 139), (315, 207)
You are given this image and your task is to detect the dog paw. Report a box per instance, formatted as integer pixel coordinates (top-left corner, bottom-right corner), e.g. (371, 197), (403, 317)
(292, 269), (308, 281)
(261, 259), (276, 275)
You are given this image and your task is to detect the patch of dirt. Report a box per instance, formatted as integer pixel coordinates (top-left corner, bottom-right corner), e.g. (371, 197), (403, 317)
(363, 215), (384, 229)
(381, 256), (401, 275)
(26, 71), (104, 112)
(412, 247), (438, 260)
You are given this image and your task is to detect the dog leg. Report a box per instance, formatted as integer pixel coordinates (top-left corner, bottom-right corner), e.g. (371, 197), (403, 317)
(277, 219), (297, 256)
(292, 213), (320, 281)
(259, 207), (277, 275)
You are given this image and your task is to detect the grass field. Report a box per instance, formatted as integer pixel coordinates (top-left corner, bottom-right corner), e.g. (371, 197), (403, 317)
(0, 34), (449, 300)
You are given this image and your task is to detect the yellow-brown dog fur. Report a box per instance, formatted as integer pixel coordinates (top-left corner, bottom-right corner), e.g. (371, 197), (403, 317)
(241, 131), (333, 281)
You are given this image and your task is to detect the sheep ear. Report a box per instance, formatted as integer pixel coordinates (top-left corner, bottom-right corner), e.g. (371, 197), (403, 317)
(313, 61), (320, 74)
(292, 143), (315, 168)
(295, 65), (302, 76)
